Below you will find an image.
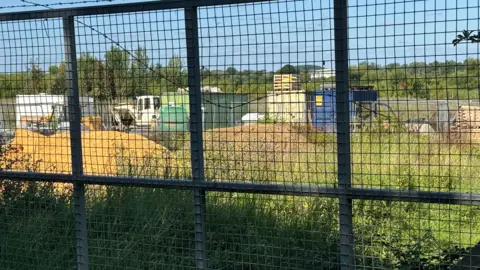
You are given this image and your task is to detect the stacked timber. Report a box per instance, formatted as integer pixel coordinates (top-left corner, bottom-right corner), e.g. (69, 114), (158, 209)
(450, 106), (480, 142)
(273, 74), (299, 91)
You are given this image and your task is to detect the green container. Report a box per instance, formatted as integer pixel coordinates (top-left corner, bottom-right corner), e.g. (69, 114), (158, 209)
(202, 93), (248, 130)
(160, 92), (249, 130)
(161, 93), (190, 112)
(157, 106), (188, 132)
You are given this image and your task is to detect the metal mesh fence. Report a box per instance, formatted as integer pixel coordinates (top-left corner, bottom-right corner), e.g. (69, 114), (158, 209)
(0, 181), (76, 269)
(347, 0), (480, 268)
(86, 188), (196, 268)
(1, 0), (480, 269)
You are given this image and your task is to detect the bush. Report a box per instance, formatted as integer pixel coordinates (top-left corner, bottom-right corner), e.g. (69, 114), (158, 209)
(148, 131), (189, 151)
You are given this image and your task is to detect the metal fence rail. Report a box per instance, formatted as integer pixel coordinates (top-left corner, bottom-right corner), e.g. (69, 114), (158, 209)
(0, 0), (479, 269)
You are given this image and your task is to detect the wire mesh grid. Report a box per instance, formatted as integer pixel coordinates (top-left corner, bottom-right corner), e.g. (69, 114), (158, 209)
(0, 181), (76, 269)
(353, 200), (479, 268)
(0, 18), (72, 174)
(74, 9), (190, 179)
(206, 193), (339, 269)
(348, 0), (480, 193)
(86, 187), (196, 268)
(349, 0), (480, 268)
(198, 0), (336, 186)
(0, 0), (480, 269)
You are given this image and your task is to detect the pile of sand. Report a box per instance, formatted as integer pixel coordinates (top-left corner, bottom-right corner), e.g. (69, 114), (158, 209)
(8, 129), (171, 176)
(82, 116), (102, 130)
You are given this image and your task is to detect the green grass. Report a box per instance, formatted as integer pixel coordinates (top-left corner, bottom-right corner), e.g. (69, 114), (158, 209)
(199, 127), (480, 268)
(0, 186), (340, 269)
(0, 183), (75, 269)
(1, 127), (480, 268)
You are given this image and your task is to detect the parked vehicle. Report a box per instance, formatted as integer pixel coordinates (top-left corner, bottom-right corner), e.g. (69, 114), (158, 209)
(111, 96), (189, 132)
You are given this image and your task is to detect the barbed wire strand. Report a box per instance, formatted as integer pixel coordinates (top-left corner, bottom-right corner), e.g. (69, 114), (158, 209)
(1, 0), (116, 10)
(0, 4), (37, 9)
(20, 0), (189, 91)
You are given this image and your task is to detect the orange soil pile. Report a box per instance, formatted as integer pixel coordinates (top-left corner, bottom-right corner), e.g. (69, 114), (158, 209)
(8, 129), (171, 176)
(82, 116), (102, 130)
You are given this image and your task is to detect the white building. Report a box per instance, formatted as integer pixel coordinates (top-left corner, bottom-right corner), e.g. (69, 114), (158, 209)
(201, 86), (222, 93)
(310, 68), (335, 79)
(177, 86), (222, 93)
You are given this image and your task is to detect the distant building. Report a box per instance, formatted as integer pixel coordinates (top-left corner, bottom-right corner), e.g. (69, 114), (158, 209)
(177, 86), (222, 93)
(177, 87), (188, 92)
(310, 68), (335, 79)
(201, 86), (222, 93)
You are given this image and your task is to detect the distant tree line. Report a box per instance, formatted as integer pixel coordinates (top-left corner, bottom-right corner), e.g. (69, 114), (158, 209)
(1, 44), (479, 100)
(0, 46), (184, 99)
(0, 45), (334, 99)
(350, 59), (480, 99)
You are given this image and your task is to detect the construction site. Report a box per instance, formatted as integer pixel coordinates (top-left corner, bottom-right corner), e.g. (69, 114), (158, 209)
(4, 80), (480, 268)
(3, 0), (480, 269)
(3, 74), (480, 179)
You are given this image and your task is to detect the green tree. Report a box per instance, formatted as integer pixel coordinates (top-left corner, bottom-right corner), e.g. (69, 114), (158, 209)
(407, 62), (426, 75)
(78, 53), (99, 95)
(131, 46), (149, 96)
(28, 61), (44, 93)
(387, 69), (407, 87)
(405, 79), (429, 98)
(349, 67), (363, 86)
(0, 73), (26, 97)
(445, 60), (461, 74)
(298, 70), (310, 84)
(358, 61), (378, 70)
(51, 63), (67, 95)
(96, 61), (107, 100)
(165, 55), (184, 92)
(153, 64), (163, 83)
(386, 63), (401, 69)
(48, 65), (59, 75)
(276, 64), (298, 74)
(200, 67), (211, 78)
(106, 66), (117, 100)
(105, 46), (130, 97)
(226, 66), (238, 75)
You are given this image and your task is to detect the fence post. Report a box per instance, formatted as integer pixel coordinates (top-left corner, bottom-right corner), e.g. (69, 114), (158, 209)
(333, 0), (355, 269)
(184, 6), (208, 269)
(63, 15), (89, 270)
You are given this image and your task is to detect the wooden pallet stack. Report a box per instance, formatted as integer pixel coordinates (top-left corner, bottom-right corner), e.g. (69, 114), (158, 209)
(273, 74), (299, 91)
(450, 106), (480, 142)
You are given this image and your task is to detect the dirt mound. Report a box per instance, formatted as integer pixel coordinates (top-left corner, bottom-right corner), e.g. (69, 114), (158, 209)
(203, 123), (314, 154)
(8, 129), (171, 176)
(195, 124), (324, 183)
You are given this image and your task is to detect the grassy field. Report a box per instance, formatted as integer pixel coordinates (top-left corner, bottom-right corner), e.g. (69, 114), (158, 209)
(1, 124), (480, 269)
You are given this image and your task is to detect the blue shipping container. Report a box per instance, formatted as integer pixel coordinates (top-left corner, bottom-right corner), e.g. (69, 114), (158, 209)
(311, 90), (355, 132)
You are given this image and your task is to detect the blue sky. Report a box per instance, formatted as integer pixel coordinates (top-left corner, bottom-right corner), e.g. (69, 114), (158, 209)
(0, 0), (479, 73)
